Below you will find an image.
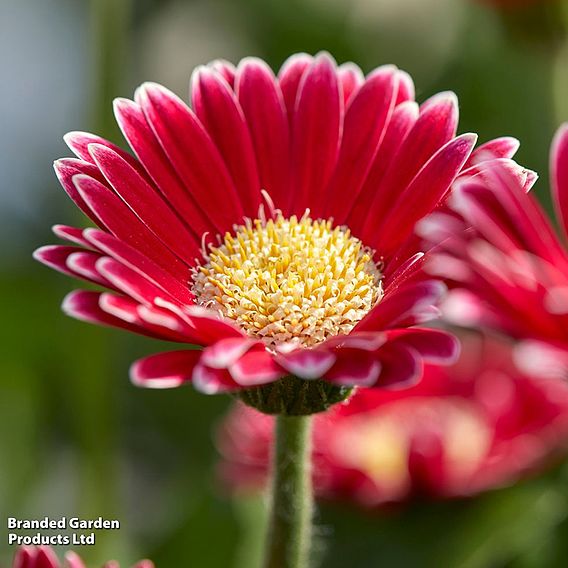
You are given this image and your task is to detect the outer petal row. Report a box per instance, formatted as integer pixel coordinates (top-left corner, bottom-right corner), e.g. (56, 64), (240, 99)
(130, 329), (458, 393)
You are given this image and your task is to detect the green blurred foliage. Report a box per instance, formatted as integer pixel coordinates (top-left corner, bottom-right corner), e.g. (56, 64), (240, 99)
(2, 0), (568, 566)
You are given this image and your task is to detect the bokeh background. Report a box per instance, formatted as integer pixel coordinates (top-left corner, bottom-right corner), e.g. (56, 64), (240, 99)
(2, 0), (568, 566)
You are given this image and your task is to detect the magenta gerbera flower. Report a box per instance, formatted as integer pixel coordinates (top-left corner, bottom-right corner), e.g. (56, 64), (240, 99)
(34, 52), (523, 413)
(422, 124), (568, 377)
(13, 546), (152, 568)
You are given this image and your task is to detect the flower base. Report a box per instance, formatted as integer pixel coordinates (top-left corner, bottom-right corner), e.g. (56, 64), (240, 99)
(237, 375), (353, 416)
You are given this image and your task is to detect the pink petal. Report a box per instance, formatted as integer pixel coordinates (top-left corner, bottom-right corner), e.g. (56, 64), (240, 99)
(209, 59), (237, 88)
(36, 548), (60, 568)
(458, 158), (535, 190)
(426, 252), (474, 284)
(33, 245), (115, 290)
(95, 257), (177, 306)
(130, 350), (202, 388)
(376, 344), (421, 389)
(52, 224), (93, 248)
(102, 295), (191, 343)
(64, 130), (149, 180)
(201, 337), (258, 368)
(229, 348), (285, 386)
(33, 244), (88, 278)
(192, 363), (240, 394)
(450, 182), (523, 255)
(346, 101), (419, 230)
(236, 58), (291, 213)
(99, 292), (146, 324)
(514, 340), (568, 380)
(359, 92), (458, 233)
(67, 251), (115, 287)
(277, 348), (336, 379)
(416, 210), (466, 244)
(13, 547), (34, 568)
(551, 123), (568, 239)
(324, 65), (397, 220)
(337, 62), (365, 106)
(489, 165), (562, 259)
(356, 280), (446, 331)
(192, 66), (261, 216)
(453, 176), (566, 265)
(385, 252), (425, 288)
(53, 158), (108, 227)
(524, 169), (538, 191)
(113, 97), (211, 238)
(325, 349), (381, 386)
(62, 290), (175, 341)
(278, 53), (313, 121)
(89, 143), (201, 263)
(395, 70), (415, 103)
(136, 82), (243, 233)
(373, 133), (477, 256)
(64, 552), (87, 568)
(63, 290), (139, 331)
(322, 331), (386, 351)
(290, 52), (342, 216)
(386, 328), (460, 363)
(83, 228), (194, 303)
(136, 303), (197, 339)
(464, 136), (520, 168)
(73, 174), (188, 280)
(182, 305), (245, 342)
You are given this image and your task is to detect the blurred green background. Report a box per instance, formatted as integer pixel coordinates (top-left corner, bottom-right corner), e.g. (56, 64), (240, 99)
(2, 0), (568, 566)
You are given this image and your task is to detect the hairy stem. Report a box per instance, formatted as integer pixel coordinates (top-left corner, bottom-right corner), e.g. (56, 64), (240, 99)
(264, 414), (313, 568)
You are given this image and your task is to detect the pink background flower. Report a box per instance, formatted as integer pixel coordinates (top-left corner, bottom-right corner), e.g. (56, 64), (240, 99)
(218, 333), (568, 505)
(12, 546), (152, 568)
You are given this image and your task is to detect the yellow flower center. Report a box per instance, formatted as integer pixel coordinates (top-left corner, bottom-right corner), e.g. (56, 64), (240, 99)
(192, 213), (383, 347)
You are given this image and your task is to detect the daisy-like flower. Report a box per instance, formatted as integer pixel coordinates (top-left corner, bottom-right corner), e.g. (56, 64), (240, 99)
(12, 546), (153, 568)
(218, 333), (568, 504)
(421, 124), (568, 378)
(35, 52), (524, 414)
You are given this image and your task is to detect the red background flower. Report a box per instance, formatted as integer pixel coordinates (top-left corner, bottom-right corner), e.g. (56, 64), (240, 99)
(218, 334), (568, 504)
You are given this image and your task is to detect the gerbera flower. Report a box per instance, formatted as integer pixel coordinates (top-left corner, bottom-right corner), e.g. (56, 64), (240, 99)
(421, 124), (568, 378)
(217, 333), (568, 504)
(35, 52), (522, 413)
(12, 546), (152, 568)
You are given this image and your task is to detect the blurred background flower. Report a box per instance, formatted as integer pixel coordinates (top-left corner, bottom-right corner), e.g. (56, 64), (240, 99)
(3, 0), (568, 567)
(218, 333), (568, 505)
(11, 546), (153, 568)
(421, 124), (568, 381)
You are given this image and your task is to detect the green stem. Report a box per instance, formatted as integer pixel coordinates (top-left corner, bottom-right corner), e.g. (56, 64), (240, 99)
(264, 414), (313, 568)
